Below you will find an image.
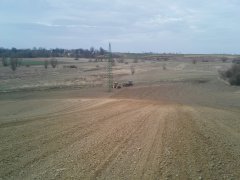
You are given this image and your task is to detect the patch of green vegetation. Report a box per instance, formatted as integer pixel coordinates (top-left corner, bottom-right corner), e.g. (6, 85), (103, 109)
(0, 85), (10, 93)
(183, 54), (240, 58)
(21, 60), (44, 66)
(1, 58), (45, 67)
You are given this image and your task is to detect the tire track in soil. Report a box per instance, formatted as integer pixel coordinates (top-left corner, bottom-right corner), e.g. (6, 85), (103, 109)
(92, 105), (155, 179)
(91, 105), (172, 180)
(1, 98), (240, 179)
(0, 100), (150, 178)
(159, 105), (240, 179)
(137, 108), (168, 179)
(125, 107), (165, 179)
(0, 99), (134, 148)
(159, 106), (206, 179)
(192, 107), (240, 179)
(0, 99), (113, 128)
(32, 104), (156, 180)
(96, 106), (172, 180)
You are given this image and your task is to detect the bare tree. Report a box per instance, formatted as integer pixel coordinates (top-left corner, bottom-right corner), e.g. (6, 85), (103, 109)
(130, 65), (135, 75)
(118, 58), (124, 63)
(192, 59), (197, 64)
(162, 63), (166, 70)
(221, 57), (228, 63)
(10, 58), (18, 71)
(44, 60), (49, 69)
(50, 58), (58, 68)
(2, 57), (8, 66)
(133, 58), (138, 63)
(112, 59), (116, 66)
(17, 59), (22, 67)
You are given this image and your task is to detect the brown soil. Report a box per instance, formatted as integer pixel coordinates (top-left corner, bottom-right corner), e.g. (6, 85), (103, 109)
(0, 88), (239, 179)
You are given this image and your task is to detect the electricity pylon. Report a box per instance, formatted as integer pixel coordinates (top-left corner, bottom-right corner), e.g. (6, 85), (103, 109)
(108, 43), (113, 92)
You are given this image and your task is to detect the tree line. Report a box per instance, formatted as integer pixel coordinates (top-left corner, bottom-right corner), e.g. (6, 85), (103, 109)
(0, 47), (107, 58)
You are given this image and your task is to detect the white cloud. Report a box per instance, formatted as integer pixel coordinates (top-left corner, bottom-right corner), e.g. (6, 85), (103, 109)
(1, 0), (240, 53)
(140, 15), (183, 26)
(33, 22), (97, 29)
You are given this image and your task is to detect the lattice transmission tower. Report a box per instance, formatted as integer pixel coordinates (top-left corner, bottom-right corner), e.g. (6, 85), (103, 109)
(107, 43), (113, 92)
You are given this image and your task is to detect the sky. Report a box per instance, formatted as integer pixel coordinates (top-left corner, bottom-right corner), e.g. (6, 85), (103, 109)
(0, 0), (240, 53)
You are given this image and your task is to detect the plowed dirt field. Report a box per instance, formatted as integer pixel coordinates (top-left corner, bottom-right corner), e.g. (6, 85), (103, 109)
(1, 94), (239, 179)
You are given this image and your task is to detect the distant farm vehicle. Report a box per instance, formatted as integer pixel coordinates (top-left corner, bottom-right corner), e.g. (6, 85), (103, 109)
(113, 81), (133, 89)
(113, 82), (122, 89)
(95, 55), (108, 62)
(69, 65), (77, 68)
(122, 81), (133, 87)
(63, 65), (77, 69)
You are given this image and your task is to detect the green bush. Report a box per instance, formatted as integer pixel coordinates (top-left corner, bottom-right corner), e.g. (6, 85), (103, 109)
(221, 64), (240, 85)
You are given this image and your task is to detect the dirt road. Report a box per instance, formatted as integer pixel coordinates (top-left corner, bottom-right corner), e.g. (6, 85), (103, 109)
(0, 96), (239, 179)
